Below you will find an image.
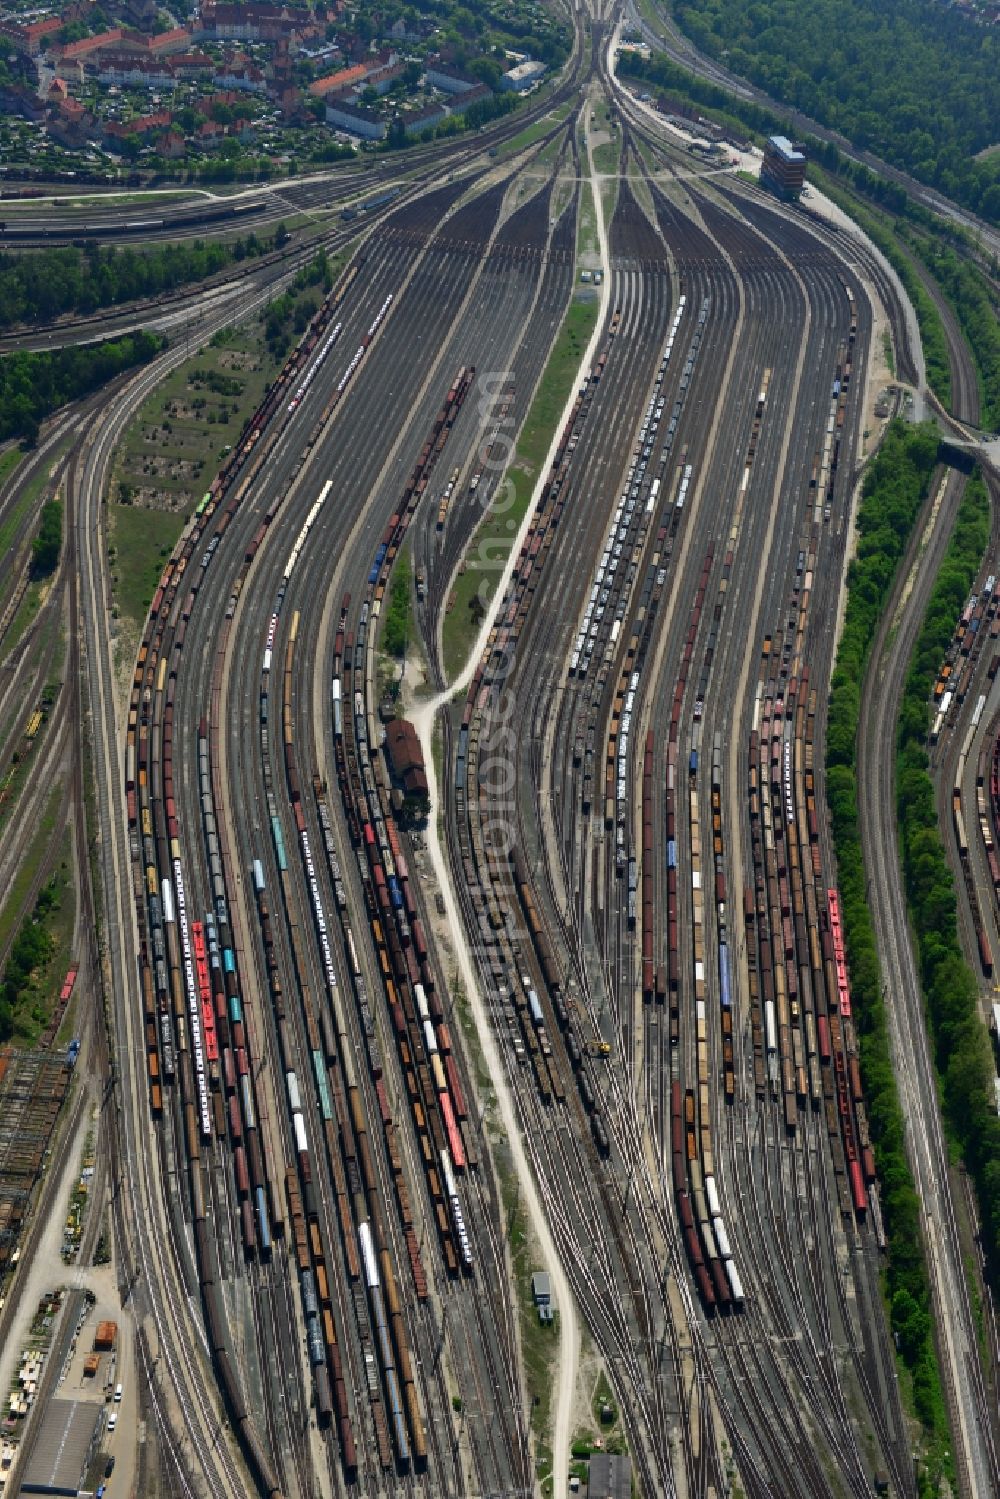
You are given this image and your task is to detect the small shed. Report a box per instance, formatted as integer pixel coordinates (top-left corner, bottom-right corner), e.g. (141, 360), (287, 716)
(94, 1319), (117, 1350)
(531, 1271), (551, 1307)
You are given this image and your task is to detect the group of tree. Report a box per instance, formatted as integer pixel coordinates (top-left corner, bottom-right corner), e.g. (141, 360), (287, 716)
(31, 499), (62, 577)
(309, 139), (358, 165)
(825, 421), (952, 1472)
(895, 470), (1000, 1292)
(0, 878), (59, 1043)
(460, 88), (519, 132)
(671, 0), (1000, 223)
(0, 330), (163, 445)
(0, 36), (18, 87)
(48, 4), (110, 48)
(0, 232), (283, 331)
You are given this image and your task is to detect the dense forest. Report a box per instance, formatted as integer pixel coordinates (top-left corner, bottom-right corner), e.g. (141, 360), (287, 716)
(825, 422), (952, 1472)
(670, 0), (1000, 221)
(0, 232), (280, 330)
(0, 330), (164, 444)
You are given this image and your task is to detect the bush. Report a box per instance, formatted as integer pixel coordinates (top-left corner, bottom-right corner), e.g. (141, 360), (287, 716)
(383, 551), (412, 658)
(811, 177), (952, 411)
(31, 499), (62, 577)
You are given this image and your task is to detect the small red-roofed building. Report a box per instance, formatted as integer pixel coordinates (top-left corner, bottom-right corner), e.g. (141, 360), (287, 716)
(156, 129), (186, 159)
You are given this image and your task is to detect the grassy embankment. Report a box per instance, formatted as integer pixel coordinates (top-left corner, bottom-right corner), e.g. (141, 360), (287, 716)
(895, 470), (1000, 1296)
(441, 290), (600, 679)
(825, 419), (954, 1491)
(109, 248), (345, 642)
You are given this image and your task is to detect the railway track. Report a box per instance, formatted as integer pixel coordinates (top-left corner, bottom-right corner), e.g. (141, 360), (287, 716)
(15, 11), (985, 1494)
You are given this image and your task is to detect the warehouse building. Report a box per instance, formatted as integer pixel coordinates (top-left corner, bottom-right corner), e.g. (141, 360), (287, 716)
(588, 1451), (632, 1499)
(17, 1398), (101, 1496)
(760, 135), (807, 199)
(384, 721), (429, 802)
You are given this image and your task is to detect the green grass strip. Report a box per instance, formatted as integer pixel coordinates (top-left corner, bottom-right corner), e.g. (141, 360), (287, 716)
(442, 294), (600, 679)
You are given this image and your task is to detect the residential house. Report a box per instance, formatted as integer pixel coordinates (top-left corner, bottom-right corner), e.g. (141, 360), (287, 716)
(96, 55), (179, 87)
(424, 64), (480, 94)
(0, 82), (47, 120)
(388, 15), (435, 43)
(103, 107), (173, 140)
(325, 96), (385, 139)
(500, 59), (545, 92)
(364, 60), (406, 96)
(53, 29), (124, 64)
(156, 128), (186, 158)
(402, 101), (448, 136)
(195, 3), (317, 45)
(212, 59), (267, 92)
(48, 95), (97, 147)
(0, 17), (63, 56)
